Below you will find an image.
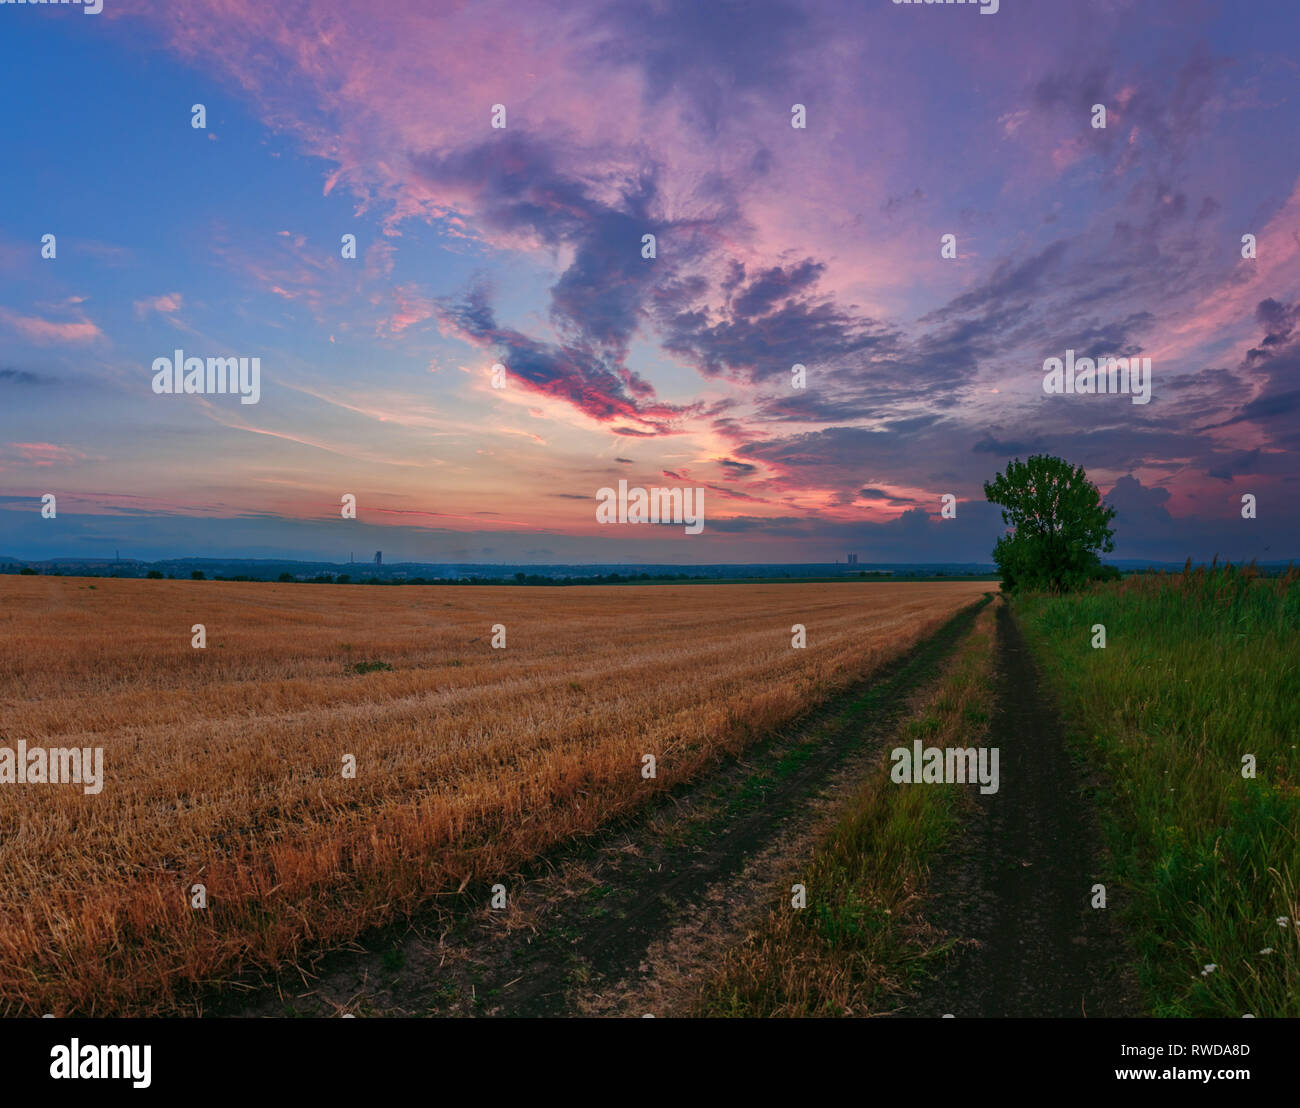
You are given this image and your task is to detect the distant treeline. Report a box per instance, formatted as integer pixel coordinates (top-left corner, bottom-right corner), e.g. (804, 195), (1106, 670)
(4, 566), (930, 585)
(17, 561), (1289, 584)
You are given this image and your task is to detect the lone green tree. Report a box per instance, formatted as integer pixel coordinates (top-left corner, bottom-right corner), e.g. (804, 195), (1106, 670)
(983, 455), (1117, 592)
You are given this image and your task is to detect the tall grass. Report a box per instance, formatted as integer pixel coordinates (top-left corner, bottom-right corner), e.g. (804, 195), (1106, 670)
(1015, 562), (1300, 1016)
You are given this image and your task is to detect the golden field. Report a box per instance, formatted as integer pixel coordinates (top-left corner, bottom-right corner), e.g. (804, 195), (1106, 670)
(0, 575), (986, 1015)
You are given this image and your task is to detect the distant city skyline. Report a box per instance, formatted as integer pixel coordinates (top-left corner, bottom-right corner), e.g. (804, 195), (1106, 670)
(3, 1), (1298, 565)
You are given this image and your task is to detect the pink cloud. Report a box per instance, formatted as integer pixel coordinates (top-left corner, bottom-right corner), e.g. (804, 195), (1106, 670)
(382, 284), (436, 335)
(133, 292), (184, 316)
(5, 442), (90, 467)
(0, 309), (102, 345)
(1146, 179), (1300, 367)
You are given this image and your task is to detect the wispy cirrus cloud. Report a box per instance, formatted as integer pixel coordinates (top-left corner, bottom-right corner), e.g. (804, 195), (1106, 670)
(0, 308), (102, 345)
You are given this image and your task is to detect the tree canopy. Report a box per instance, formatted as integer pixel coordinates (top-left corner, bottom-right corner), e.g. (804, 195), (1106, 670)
(983, 455), (1117, 592)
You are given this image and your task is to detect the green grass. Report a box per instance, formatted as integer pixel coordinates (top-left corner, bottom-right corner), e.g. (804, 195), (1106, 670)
(1014, 563), (1300, 1017)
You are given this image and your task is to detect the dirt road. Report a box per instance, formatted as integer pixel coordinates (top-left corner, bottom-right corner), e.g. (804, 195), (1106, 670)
(900, 604), (1140, 1017)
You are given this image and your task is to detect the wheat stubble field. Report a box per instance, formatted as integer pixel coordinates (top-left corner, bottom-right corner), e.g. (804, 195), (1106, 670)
(0, 575), (986, 1015)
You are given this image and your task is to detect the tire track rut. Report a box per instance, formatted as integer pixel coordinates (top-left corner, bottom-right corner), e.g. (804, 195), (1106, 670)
(900, 603), (1140, 1017)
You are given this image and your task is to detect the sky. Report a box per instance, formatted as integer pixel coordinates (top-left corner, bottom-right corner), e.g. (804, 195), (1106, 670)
(1, 0), (1298, 565)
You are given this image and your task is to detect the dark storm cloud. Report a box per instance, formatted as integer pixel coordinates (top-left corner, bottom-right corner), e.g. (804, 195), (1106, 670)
(1207, 449), (1262, 481)
(1200, 299), (1300, 447)
(972, 435), (1041, 456)
(718, 458), (757, 477)
(728, 259), (826, 319)
(656, 271), (899, 385)
(931, 241), (1069, 319)
(859, 487), (917, 506)
(438, 284), (692, 429)
(0, 367), (52, 385)
(419, 131), (746, 428)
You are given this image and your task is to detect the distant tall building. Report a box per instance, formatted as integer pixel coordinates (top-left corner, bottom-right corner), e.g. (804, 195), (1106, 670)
(374, 551), (382, 566)
(847, 553), (858, 565)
